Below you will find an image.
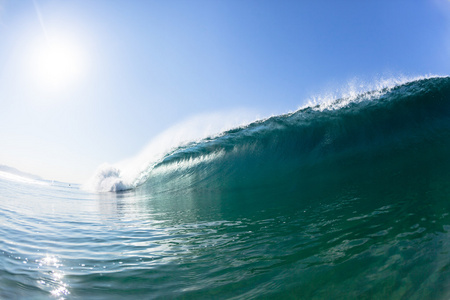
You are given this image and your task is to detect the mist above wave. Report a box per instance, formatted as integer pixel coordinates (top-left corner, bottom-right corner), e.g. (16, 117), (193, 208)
(84, 109), (260, 192)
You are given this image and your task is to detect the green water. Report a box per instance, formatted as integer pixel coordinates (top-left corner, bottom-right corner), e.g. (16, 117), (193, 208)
(2, 77), (450, 299)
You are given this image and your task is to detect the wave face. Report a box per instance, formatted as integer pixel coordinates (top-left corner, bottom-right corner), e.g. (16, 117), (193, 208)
(135, 76), (450, 197)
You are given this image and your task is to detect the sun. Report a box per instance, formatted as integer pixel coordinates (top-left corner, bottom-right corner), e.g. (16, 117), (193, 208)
(30, 35), (86, 92)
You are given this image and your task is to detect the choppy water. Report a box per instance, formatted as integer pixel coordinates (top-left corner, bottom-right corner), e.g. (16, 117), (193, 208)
(3, 77), (450, 299)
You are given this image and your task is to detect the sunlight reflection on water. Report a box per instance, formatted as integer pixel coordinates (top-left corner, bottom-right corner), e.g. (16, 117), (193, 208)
(38, 255), (70, 299)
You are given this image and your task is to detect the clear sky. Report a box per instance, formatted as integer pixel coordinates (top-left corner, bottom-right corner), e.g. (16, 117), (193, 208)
(0, 0), (449, 183)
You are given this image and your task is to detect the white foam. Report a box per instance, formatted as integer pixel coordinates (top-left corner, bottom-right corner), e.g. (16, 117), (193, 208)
(84, 164), (129, 192)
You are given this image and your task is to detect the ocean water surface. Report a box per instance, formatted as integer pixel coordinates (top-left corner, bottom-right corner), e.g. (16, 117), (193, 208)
(2, 77), (450, 299)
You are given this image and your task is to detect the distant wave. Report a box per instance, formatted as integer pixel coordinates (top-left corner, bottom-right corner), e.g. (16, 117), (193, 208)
(0, 165), (42, 181)
(0, 165), (47, 185)
(88, 76), (450, 193)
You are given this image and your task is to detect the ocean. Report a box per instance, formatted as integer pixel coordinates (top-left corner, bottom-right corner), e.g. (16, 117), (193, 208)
(2, 76), (450, 299)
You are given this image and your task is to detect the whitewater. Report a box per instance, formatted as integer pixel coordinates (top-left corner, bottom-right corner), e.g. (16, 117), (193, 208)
(2, 76), (450, 299)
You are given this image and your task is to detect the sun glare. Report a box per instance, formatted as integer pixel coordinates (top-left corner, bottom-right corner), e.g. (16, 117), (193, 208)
(30, 35), (86, 92)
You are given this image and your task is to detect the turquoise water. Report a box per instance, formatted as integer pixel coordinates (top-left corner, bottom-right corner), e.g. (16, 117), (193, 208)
(2, 77), (450, 299)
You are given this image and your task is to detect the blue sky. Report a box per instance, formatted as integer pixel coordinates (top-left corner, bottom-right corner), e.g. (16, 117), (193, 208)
(0, 0), (449, 183)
